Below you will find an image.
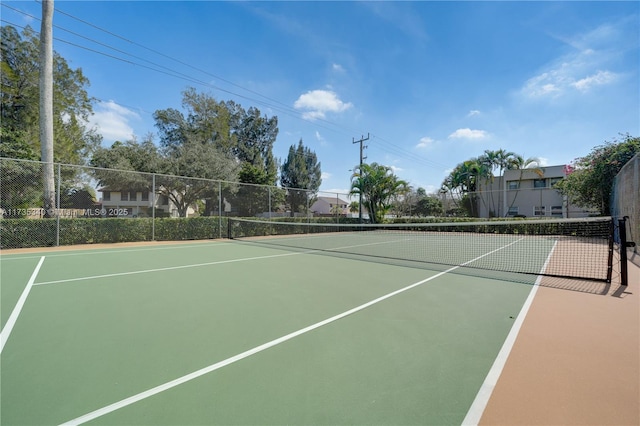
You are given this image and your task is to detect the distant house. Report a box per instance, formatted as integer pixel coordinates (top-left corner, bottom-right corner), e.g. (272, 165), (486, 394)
(477, 165), (597, 218)
(98, 188), (197, 218)
(311, 196), (349, 216)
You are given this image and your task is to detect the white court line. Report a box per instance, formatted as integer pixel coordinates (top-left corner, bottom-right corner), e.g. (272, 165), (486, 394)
(0, 256), (45, 354)
(60, 238), (523, 425)
(461, 240), (558, 426)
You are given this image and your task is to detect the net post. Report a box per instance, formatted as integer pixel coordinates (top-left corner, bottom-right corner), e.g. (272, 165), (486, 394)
(607, 217), (615, 284)
(619, 217), (629, 286)
(227, 217), (232, 240)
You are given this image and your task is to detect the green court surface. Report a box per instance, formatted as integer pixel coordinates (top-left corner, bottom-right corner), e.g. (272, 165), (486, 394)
(1, 239), (538, 425)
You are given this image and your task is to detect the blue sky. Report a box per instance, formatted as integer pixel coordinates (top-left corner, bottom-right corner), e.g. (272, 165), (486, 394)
(3, 1), (639, 195)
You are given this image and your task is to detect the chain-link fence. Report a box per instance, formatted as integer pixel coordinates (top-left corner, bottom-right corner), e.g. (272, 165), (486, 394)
(2, 157), (616, 249)
(0, 158), (354, 249)
(612, 153), (639, 263)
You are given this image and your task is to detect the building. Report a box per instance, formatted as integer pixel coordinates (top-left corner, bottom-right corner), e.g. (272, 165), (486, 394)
(311, 196), (349, 216)
(477, 165), (596, 218)
(97, 188), (196, 217)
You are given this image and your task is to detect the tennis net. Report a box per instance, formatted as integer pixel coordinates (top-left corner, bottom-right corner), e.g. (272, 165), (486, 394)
(227, 217), (614, 282)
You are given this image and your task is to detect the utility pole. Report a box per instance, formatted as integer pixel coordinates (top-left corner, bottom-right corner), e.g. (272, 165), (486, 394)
(352, 133), (369, 223)
(40, 0), (55, 218)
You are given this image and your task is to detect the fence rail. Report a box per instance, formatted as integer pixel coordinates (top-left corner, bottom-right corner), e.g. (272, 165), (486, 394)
(0, 157), (354, 248)
(1, 157), (627, 250)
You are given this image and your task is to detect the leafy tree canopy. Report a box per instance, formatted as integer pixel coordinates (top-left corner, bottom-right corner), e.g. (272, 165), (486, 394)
(0, 25), (100, 163)
(350, 162), (408, 223)
(555, 134), (639, 216)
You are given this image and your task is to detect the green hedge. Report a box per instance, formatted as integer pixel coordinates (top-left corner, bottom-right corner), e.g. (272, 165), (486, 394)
(0, 216), (611, 249)
(0, 217), (227, 249)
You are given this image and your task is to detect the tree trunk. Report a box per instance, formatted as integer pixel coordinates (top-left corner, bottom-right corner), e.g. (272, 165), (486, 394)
(39, 0), (55, 217)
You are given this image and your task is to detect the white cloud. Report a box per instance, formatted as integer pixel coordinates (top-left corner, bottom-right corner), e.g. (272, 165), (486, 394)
(448, 128), (489, 140)
(332, 63), (345, 73)
(90, 101), (139, 142)
(294, 89), (353, 120)
(537, 157), (550, 167)
(416, 136), (435, 149)
(390, 165), (403, 173)
(321, 172), (332, 180)
(572, 70), (617, 92)
(315, 131), (327, 146)
(467, 110), (481, 117)
(520, 22), (625, 100)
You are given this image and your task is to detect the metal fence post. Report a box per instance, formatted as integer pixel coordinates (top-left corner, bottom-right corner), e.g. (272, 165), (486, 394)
(218, 181), (222, 239)
(56, 163), (61, 246)
(152, 173), (156, 241)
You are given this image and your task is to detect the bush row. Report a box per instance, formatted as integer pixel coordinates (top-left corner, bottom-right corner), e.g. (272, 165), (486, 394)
(0, 215), (612, 249)
(0, 217), (227, 249)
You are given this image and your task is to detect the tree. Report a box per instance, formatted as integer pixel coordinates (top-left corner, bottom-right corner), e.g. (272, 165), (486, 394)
(153, 89), (240, 216)
(228, 103), (279, 183)
(349, 201), (359, 215)
(480, 149), (514, 217)
(350, 162), (408, 223)
(90, 137), (161, 193)
(280, 139), (322, 217)
(441, 158), (490, 217)
(1, 25), (100, 163)
(505, 155), (543, 216)
(555, 134), (639, 215)
(227, 103), (280, 216)
(413, 188), (444, 217)
(0, 158), (42, 217)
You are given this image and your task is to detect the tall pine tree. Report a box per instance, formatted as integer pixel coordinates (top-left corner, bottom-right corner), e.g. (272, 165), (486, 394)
(280, 139), (321, 216)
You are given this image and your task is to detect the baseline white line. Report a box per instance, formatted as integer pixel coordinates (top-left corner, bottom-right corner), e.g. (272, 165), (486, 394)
(461, 240), (558, 426)
(60, 238), (523, 425)
(0, 256), (46, 354)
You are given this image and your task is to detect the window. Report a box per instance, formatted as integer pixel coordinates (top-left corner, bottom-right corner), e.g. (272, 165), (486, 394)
(120, 192), (129, 201)
(549, 177), (563, 188)
(103, 191), (111, 201)
(508, 181), (519, 190)
(533, 179), (546, 188)
(159, 195), (169, 205)
(551, 205), (563, 217)
(129, 191), (137, 201)
(534, 206), (546, 216)
(141, 191), (149, 201)
(508, 206), (519, 216)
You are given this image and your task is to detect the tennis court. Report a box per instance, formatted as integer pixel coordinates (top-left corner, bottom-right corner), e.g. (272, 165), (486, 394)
(0, 218), (636, 425)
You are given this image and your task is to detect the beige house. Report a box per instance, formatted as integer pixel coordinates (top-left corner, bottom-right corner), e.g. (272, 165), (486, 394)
(311, 196), (349, 216)
(98, 188), (194, 217)
(477, 165), (596, 218)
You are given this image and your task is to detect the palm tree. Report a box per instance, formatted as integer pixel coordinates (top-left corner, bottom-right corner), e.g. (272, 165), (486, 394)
(350, 163), (409, 223)
(348, 201), (359, 215)
(505, 155), (544, 216)
(451, 158), (491, 217)
(482, 149), (515, 216)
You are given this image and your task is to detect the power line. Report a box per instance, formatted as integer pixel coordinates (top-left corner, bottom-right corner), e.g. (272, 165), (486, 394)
(2, 3), (451, 172)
